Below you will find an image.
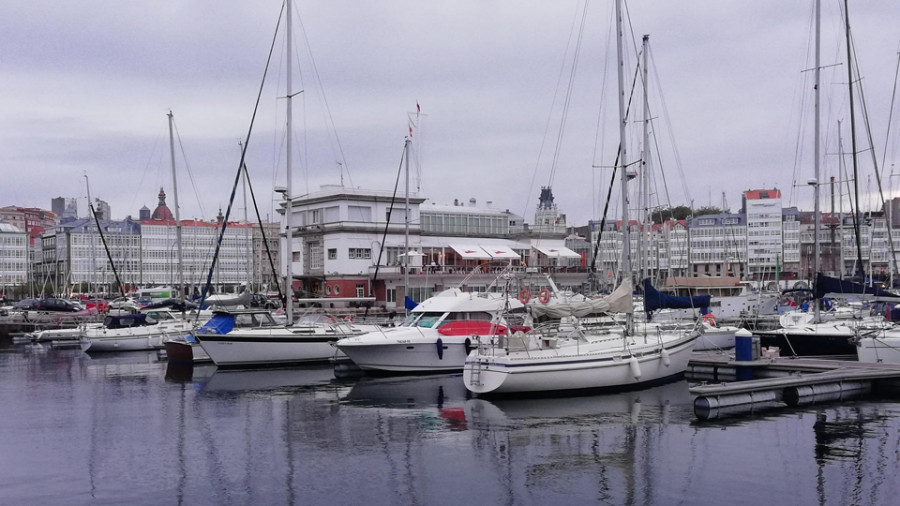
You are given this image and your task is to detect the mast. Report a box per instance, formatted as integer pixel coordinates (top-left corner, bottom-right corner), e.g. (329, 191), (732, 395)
(615, 0), (632, 332)
(843, 0), (865, 278)
(615, 0), (630, 282)
(167, 111), (184, 306)
(285, 0), (294, 324)
(813, 0), (821, 320)
(403, 137), (411, 315)
(84, 173), (97, 295)
(641, 34), (650, 283)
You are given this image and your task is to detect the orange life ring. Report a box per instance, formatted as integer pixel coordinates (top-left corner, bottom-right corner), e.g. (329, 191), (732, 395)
(538, 288), (551, 304)
(702, 313), (716, 326)
(518, 289), (531, 304)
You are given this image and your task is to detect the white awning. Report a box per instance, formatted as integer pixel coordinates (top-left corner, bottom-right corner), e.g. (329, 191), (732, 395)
(480, 244), (520, 259)
(449, 244), (492, 260)
(534, 245), (582, 259)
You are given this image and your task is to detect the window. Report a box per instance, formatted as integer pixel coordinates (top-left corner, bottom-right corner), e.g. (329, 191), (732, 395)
(356, 284), (365, 297)
(348, 248), (372, 260)
(328, 248), (337, 260)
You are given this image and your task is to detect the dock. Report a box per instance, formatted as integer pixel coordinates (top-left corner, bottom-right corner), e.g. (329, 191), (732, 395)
(687, 351), (900, 419)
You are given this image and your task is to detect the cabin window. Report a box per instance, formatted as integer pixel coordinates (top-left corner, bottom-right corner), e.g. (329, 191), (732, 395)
(413, 312), (445, 328)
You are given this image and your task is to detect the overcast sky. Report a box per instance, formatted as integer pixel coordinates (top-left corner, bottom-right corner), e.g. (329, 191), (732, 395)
(3, 1), (899, 226)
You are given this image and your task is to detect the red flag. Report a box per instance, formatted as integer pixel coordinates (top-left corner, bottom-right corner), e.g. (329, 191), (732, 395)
(408, 124), (413, 137)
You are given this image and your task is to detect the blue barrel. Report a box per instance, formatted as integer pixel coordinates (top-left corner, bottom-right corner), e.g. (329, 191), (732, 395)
(735, 331), (754, 362)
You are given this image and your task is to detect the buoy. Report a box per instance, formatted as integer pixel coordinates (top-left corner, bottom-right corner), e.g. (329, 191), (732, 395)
(518, 289), (531, 304)
(538, 288), (551, 304)
(660, 347), (670, 367)
(629, 356), (642, 380)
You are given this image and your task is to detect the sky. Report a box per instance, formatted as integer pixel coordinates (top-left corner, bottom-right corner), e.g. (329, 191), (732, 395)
(3, 1), (899, 227)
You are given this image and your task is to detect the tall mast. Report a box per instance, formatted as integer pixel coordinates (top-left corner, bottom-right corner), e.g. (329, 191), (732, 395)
(813, 0), (821, 320)
(84, 173), (96, 294)
(615, 0), (630, 282)
(843, 0), (864, 278)
(641, 34), (650, 282)
(403, 137), (411, 315)
(168, 111), (184, 305)
(284, 0), (294, 324)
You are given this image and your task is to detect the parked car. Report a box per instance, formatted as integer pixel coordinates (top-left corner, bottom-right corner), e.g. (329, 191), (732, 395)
(14, 298), (40, 310)
(33, 298), (83, 312)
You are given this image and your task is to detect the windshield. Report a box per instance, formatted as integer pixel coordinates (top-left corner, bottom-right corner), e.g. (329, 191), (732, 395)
(409, 311), (445, 328)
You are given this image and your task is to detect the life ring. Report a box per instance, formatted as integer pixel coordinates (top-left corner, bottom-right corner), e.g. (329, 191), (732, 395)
(702, 313), (716, 326)
(344, 315), (353, 324)
(538, 288), (551, 304)
(518, 289), (531, 304)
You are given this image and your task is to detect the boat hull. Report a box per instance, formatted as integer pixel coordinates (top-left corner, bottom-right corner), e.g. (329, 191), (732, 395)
(337, 328), (478, 373)
(164, 339), (211, 364)
(856, 334), (900, 364)
(754, 326), (858, 356)
(196, 329), (345, 368)
(464, 334), (698, 395)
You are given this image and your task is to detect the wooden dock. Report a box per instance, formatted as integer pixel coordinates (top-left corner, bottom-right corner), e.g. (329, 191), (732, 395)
(687, 351), (900, 419)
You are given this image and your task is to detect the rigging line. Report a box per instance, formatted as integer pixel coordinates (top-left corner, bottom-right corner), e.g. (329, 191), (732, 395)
(171, 118), (207, 220)
(295, 10), (354, 189)
(884, 50), (900, 188)
(648, 47), (689, 205)
(591, 2), (614, 220)
(88, 202), (125, 298)
(199, 0), (285, 312)
(850, 34), (900, 276)
(241, 162), (284, 306)
(547, 0), (590, 185)
(128, 132), (162, 217)
(371, 142), (407, 288)
(521, 0), (586, 222)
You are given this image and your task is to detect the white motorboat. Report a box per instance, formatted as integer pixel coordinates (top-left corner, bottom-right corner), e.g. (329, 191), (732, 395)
(193, 310), (381, 368)
(80, 309), (209, 353)
(335, 288), (524, 374)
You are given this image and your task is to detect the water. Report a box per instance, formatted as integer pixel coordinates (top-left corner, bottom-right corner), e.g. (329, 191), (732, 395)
(2, 340), (899, 505)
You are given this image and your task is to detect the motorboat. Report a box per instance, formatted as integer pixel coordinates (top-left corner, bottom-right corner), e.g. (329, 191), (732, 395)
(193, 309), (380, 369)
(80, 309), (210, 353)
(335, 288), (524, 374)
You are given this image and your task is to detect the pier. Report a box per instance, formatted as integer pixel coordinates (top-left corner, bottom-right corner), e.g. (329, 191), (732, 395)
(687, 351), (900, 419)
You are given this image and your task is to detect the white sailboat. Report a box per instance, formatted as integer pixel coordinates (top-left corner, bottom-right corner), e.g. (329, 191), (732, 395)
(463, 3), (699, 396)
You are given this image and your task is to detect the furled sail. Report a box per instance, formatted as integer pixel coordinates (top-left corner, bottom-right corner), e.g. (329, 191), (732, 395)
(642, 278), (711, 314)
(530, 279), (633, 318)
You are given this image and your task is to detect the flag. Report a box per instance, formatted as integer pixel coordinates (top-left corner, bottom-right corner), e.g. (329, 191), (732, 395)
(408, 124), (413, 137)
(416, 102), (420, 116)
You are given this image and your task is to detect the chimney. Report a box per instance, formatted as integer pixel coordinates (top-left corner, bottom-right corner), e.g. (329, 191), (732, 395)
(469, 198), (476, 207)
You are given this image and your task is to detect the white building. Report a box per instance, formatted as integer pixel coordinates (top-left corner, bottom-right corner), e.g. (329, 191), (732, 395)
(0, 223), (28, 289)
(743, 189), (784, 279)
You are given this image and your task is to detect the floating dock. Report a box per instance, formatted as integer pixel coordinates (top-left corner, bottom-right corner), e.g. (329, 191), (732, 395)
(687, 351), (900, 419)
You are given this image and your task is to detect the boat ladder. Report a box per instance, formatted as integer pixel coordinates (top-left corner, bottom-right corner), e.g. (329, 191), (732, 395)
(468, 360), (483, 386)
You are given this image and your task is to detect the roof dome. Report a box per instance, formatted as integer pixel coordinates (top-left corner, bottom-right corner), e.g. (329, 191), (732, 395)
(151, 187), (174, 221)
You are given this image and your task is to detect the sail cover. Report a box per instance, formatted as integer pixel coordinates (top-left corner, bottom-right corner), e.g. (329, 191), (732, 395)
(529, 279), (633, 318)
(813, 272), (900, 299)
(643, 278), (711, 314)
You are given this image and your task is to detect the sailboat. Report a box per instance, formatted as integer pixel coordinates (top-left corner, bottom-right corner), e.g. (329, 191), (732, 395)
(463, 2), (699, 396)
(754, 0), (900, 358)
(191, 0), (382, 369)
(83, 112), (211, 353)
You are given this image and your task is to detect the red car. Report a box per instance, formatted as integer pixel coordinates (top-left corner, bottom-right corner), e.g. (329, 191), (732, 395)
(83, 299), (110, 313)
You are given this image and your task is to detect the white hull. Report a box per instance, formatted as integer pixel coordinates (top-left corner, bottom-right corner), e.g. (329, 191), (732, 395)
(196, 327), (357, 368)
(856, 332), (900, 364)
(337, 328), (475, 373)
(693, 325), (738, 351)
(81, 321), (195, 353)
(464, 332), (698, 395)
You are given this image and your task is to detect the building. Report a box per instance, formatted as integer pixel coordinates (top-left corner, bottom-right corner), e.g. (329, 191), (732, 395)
(0, 223), (28, 295)
(281, 185), (583, 308)
(687, 213), (747, 279)
(51, 197), (78, 222)
(742, 189), (785, 280)
(37, 218), (142, 294)
(92, 198), (111, 221)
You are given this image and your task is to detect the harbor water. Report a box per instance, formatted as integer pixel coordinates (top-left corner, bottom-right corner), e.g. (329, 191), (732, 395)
(2, 339), (900, 505)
